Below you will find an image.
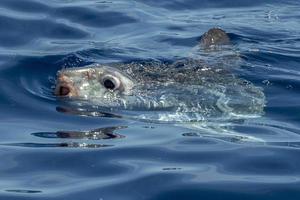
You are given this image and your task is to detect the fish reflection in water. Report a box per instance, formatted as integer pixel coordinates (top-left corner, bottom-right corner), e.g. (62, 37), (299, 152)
(32, 126), (126, 140)
(5, 189), (42, 194)
(3, 143), (113, 149)
(2, 126), (126, 149)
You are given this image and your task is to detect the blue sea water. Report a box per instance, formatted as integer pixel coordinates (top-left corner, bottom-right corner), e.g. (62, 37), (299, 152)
(0, 0), (300, 199)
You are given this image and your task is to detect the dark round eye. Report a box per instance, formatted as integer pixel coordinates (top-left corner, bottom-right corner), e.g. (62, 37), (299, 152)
(102, 75), (120, 90)
(104, 79), (115, 90)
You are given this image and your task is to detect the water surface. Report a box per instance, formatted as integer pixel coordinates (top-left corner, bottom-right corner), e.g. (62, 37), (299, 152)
(0, 0), (300, 199)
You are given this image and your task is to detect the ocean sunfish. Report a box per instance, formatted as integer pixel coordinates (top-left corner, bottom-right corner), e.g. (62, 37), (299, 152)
(54, 28), (265, 142)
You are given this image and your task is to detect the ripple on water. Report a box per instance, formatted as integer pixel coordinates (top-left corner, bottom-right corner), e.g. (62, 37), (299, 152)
(0, 15), (88, 47)
(0, 0), (50, 13)
(54, 7), (138, 28)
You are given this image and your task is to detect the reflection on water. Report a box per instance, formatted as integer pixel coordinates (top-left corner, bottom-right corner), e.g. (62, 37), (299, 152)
(2, 126), (127, 149)
(32, 126), (126, 140)
(5, 190), (42, 194)
(182, 132), (257, 144)
(162, 167), (182, 171)
(2, 142), (113, 149)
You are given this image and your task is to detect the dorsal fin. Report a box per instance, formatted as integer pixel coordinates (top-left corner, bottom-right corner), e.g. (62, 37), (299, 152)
(200, 28), (230, 49)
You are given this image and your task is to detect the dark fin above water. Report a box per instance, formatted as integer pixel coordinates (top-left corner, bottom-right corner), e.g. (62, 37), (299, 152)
(200, 28), (231, 49)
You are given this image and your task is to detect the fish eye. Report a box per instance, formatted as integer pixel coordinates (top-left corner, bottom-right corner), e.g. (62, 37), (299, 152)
(101, 75), (121, 90)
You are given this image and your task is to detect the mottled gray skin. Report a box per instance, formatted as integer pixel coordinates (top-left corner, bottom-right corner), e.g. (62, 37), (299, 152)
(55, 28), (265, 123)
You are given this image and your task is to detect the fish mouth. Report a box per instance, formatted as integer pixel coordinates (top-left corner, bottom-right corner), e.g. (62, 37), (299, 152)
(54, 74), (78, 97)
(57, 85), (70, 96)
